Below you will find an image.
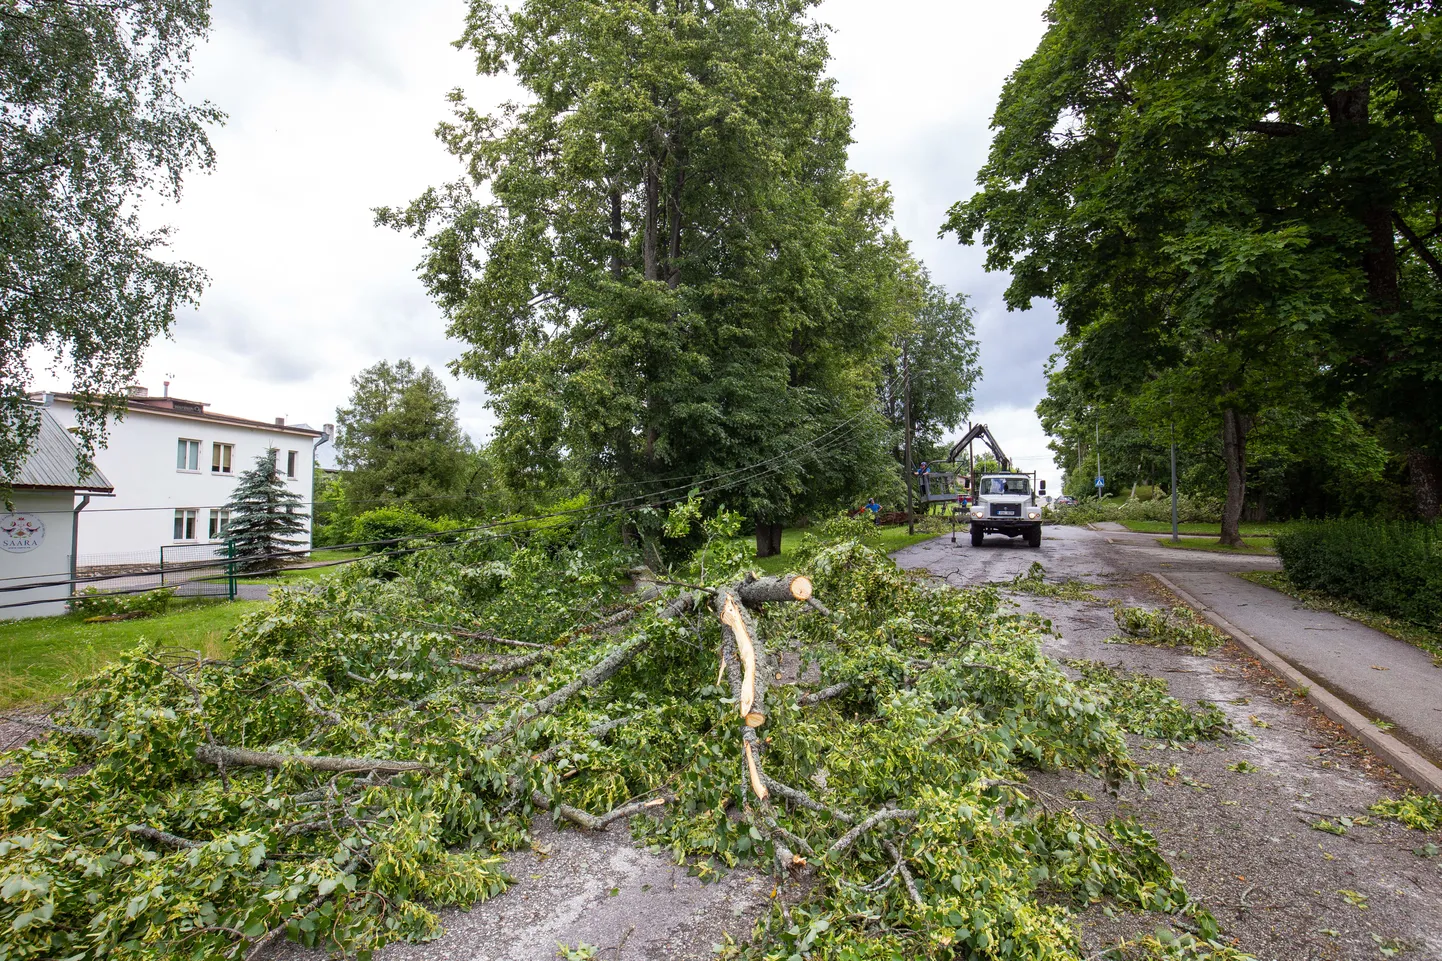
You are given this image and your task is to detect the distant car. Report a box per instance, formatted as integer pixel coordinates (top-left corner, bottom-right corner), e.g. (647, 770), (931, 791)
(1055, 495), (1078, 507)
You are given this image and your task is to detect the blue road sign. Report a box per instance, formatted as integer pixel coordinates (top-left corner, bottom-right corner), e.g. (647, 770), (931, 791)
(1094, 476), (1105, 488)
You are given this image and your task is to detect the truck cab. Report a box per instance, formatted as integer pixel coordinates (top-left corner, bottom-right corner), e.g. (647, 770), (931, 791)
(967, 472), (1044, 548)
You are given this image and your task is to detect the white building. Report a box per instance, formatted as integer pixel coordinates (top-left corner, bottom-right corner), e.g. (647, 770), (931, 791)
(0, 406), (115, 620)
(34, 387), (327, 567)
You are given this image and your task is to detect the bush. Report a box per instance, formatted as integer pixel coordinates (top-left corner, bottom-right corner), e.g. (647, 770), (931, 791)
(1275, 520), (1442, 632)
(351, 506), (440, 550)
(1046, 491), (1223, 526)
(71, 588), (174, 619)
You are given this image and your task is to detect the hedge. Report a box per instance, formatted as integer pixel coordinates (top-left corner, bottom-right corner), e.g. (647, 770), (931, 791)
(1275, 520), (1442, 632)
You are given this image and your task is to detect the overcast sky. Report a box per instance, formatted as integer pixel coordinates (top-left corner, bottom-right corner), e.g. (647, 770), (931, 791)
(95, 0), (1065, 489)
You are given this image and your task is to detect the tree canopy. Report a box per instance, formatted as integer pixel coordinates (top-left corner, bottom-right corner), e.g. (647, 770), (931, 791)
(381, 0), (919, 529)
(948, 0), (1442, 529)
(881, 274), (980, 463)
(0, 0), (221, 486)
(225, 450), (309, 572)
(334, 360), (475, 518)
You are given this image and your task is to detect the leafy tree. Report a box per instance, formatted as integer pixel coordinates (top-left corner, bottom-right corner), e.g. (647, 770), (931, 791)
(225, 450), (309, 572)
(0, 0), (221, 487)
(381, 0), (913, 552)
(335, 360), (475, 518)
(948, 0), (1442, 532)
(880, 274), (980, 460)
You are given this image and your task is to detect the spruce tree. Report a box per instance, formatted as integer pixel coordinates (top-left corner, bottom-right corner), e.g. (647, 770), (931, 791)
(225, 451), (309, 572)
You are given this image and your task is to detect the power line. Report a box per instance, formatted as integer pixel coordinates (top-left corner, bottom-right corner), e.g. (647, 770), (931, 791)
(0, 394), (887, 606)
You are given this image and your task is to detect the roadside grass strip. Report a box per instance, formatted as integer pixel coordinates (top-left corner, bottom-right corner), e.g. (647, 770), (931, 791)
(1106, 606), (1229, 656)
(1154, 537), (1276, 556)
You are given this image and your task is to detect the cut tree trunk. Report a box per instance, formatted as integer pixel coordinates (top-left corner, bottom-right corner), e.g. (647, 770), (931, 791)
(1220, 408), (1253, 548)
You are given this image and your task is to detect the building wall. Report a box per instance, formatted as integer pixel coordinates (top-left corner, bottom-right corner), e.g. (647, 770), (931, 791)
(0, 490), (77, 620)
(46, 399), (317, 564)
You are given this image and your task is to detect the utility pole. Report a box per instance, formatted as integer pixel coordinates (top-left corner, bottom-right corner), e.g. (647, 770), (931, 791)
(904, 342), (914, 535)
(1170, 401), (1179, 542)
(1095, 416), (1103, 501)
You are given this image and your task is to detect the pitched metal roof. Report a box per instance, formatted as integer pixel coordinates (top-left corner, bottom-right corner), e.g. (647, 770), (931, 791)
(4, 406), (114, 492)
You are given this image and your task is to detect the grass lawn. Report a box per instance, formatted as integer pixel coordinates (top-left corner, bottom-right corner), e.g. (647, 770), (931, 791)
(1122, 520), (1297, 537)
(0, 599), (261, 711)
(1239, 570), (1442, 662)
(735, 524), (943, 575)
(1155, 536), (1276, 555)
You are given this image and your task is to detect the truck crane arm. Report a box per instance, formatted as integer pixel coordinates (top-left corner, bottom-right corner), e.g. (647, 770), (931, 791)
(946, 424), (1011, 471)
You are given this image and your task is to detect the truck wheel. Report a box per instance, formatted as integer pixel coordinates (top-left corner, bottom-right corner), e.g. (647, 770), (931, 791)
(970, 525), (984, 548)
(1025, 526), (1042, 548)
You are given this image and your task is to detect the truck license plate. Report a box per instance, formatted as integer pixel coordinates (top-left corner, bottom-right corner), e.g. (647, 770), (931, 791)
(994, 506), (1018, 517)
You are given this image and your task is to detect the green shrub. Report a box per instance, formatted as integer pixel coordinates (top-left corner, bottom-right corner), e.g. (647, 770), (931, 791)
(1275, 520), (1441, 632)
(1047, 492), (1222, 526)
(351, 506), (439, 550)
(71, 588), (174, 619)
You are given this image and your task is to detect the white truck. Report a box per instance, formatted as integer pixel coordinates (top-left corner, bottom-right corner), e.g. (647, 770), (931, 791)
(966, 472), (1045, 548)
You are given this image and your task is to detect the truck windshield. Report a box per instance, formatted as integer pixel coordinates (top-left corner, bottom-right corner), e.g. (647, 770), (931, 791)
(982, 477), (1031, 496)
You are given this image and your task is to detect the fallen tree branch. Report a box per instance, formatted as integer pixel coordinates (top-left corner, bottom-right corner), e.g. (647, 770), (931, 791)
(826, 808), (919, 860)
(452, 649), (550, 677)
(127, 825), (203, 850)
(798, 682), (851, 706)
(7, 719), (428, 776)
(532, 714), (639, 766)
(883, 838), (923, 907)
(455, 628), (548, 650)
(488, 593), (700, 745)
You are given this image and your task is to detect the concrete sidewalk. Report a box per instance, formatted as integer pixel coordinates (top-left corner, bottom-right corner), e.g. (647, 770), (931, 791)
(1164, 570), (1442, 768)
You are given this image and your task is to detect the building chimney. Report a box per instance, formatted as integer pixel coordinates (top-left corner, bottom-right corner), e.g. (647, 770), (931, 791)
(163, 380), (170, 398)
(127, 385), (148, 398)
(40, 392), (54, 407)
(275, 417), (285, 427)
(323, 423), (335, 440)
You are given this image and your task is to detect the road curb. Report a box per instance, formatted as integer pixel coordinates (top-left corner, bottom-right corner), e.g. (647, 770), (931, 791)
(1152, 572), (1442, 796)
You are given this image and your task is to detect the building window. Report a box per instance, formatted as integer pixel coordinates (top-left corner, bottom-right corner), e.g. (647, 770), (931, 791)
(212, 442), (233, 474)
(177, 438), (200, 471)
(208, 509), (231, 540)
(173, 509), (198, 541)
(286, 450), (298, 478)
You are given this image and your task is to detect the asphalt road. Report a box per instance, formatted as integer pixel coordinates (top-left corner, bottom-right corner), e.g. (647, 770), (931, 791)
(893, 524), (1442, 766)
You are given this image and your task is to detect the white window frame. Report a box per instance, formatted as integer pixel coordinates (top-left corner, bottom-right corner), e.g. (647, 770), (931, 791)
(286, 449), (298, 479)
(208, 509), (231, 540)
(212, 442), (234, 475)
(173, 509), (199, 542)
(177, 438), (201, 472)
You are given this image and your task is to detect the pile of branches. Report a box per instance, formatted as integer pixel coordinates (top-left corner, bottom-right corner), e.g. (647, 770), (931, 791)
(0, 512), (1244, 960)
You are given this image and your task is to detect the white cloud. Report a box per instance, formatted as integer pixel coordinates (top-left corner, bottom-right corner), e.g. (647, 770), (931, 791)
(52, 1), (1064, 477)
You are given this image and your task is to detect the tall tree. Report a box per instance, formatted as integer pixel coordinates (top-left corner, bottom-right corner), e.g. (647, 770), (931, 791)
(380, 0), (912, 549)
(0, 0), (221, 486)
(335, 360), (475, 518)
(948, 0), (1442, 525)
(225, 451), (308, 572)
(880, 274), (980, 460)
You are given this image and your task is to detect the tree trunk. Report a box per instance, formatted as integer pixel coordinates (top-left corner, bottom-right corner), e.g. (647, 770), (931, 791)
(644, 158), (659, 282)
(609, 186), (624, 279)
(754, 520), (783, 558)
(1409, 451), (1441, 521)
(1220, 408), (1252, 548)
